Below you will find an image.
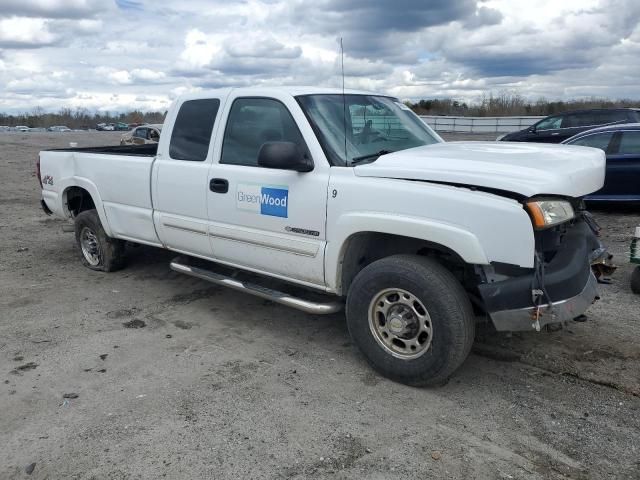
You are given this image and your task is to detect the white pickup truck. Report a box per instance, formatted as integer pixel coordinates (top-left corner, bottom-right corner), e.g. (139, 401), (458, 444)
(38, 87), (607, 386)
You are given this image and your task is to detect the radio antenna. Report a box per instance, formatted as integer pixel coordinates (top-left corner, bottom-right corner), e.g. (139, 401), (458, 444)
(340, 37), (347, 164)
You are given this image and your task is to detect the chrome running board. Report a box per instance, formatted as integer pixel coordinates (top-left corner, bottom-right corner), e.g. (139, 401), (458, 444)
(170, 257), (343, 315)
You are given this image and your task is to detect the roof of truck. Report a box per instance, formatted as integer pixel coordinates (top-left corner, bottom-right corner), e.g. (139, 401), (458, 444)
(178, 86), (389, 100)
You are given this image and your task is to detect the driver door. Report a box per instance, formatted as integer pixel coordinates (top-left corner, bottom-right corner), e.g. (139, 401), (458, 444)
(206, 94), (329, 288)
(532, 115), (564, 142)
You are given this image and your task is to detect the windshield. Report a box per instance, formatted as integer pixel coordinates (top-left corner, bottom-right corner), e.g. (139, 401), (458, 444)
(296, 94), (442, 166)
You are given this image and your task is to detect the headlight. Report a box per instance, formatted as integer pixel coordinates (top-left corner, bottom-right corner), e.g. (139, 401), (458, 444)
(525, 200), (574, 229)
(496, 133), (508, 141)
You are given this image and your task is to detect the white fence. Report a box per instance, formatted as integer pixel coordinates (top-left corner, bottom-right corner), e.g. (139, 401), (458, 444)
(419, 115), (545, 134)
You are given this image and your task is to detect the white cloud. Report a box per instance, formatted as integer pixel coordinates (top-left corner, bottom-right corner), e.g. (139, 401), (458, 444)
(0, 0), (107, 18)
(109, 70), (132, 84)
(131, 68), (166, 82)
(178, 29), (223, 69)
(0, 0), (639, 113)
(0, 17), (58, 47)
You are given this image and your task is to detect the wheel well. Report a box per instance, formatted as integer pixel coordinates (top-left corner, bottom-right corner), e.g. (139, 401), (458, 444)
(339, 232), (474, 295)
(64, 186), (95, 217)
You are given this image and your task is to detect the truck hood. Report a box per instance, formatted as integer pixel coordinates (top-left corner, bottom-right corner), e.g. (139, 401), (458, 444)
(354, 142), (605, 198)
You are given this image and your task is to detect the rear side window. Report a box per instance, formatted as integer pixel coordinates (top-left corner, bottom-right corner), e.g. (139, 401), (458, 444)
(618, 131), (640, 154)
(563, 113), (594, 128)
(569, 132), (614, 151)
(169, 99), (220, 161)
(593, 110), (626, 124)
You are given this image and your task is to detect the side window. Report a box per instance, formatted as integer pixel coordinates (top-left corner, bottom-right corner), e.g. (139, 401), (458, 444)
(220, 97), (309, 167)
(618, 131), (640, 154)
(569, 132), (614, 151)
(536, 116), (562, 130)
(579, 112), (596, 126)
(612, 111), (629, 122)
(563, 113), (593, 128)
(134, 128), (147, 139)
(594, 110), (627, 125)
(169, 98), (220, 161)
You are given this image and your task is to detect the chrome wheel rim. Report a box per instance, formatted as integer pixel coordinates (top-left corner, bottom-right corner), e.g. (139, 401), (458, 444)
(80, 226), (102, 266)
(368, 288), (433, 360)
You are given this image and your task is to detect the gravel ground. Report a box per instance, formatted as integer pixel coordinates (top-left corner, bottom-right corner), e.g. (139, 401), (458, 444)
(1, 132), (639, 479)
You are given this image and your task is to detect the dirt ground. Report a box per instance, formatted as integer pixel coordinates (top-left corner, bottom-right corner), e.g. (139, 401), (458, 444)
(1, 131), (639, 479)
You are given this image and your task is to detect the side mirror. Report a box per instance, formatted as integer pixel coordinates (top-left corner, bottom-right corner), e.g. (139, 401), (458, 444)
(257, 141), (313, 172)
(528, 125), (536, 133)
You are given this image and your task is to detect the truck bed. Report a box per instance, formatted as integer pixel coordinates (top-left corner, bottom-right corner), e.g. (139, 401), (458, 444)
(39, 144), (160, 246)
(44, 143), (158, 156)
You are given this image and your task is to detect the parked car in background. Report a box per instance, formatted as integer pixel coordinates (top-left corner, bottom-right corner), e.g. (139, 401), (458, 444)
(15, 125), (30, 132)
(498, 108), (640, 143)
(562, 123), (640, 202)
(115, 122), (130, 131)
(0, 126), (10, 132)
(120, 124), (162, 145)
(48, 125), (72, 132)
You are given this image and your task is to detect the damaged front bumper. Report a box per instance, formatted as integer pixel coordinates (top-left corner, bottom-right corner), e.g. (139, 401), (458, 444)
(478, 219), (602, 332)
(486, 273), (598, 331)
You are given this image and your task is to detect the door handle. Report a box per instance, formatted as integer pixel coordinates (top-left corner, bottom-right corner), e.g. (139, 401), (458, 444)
(210, 178), (229, 193)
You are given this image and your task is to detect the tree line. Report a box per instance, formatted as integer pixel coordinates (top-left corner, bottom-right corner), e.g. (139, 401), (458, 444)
(406, 92), (640, 116)
(0, 107), (166, 129)
(2, 93), (640, 126)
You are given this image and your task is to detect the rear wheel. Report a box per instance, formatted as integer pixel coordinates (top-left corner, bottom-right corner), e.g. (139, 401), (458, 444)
(346, 255), (475, 386)
(74, 209), (126, 272)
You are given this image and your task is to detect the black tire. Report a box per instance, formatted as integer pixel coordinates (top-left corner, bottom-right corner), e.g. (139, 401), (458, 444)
(346, 254), (475, 386)
(631, 266), (640, 294)
(74, 209), (126, 272)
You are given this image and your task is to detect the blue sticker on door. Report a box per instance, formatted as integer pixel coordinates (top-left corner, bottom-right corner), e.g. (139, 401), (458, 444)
(237, 183), (289, 218)
(260, 187), (288, 217)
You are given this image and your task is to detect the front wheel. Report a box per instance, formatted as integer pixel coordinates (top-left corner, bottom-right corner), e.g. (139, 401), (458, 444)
(74, 209), (126, 272)
(346, 255), (475, 386)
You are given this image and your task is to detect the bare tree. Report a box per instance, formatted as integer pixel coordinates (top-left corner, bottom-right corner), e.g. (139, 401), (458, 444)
(407, 93), (640, 117)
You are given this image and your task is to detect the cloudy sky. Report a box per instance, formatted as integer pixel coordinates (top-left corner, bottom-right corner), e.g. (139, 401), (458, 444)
(0, 0), (639, 113)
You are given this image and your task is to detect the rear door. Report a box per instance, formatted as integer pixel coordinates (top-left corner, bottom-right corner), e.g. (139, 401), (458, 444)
(557, 113), (593, 142)
(601, 130), (640, 200)
(206, 93), (329, 288)
(566, 131), (616, 198)
(152, 96), (225, 258)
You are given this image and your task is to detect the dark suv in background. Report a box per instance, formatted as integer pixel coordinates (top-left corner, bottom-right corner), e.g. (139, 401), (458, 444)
(498, 108), (640, 143)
